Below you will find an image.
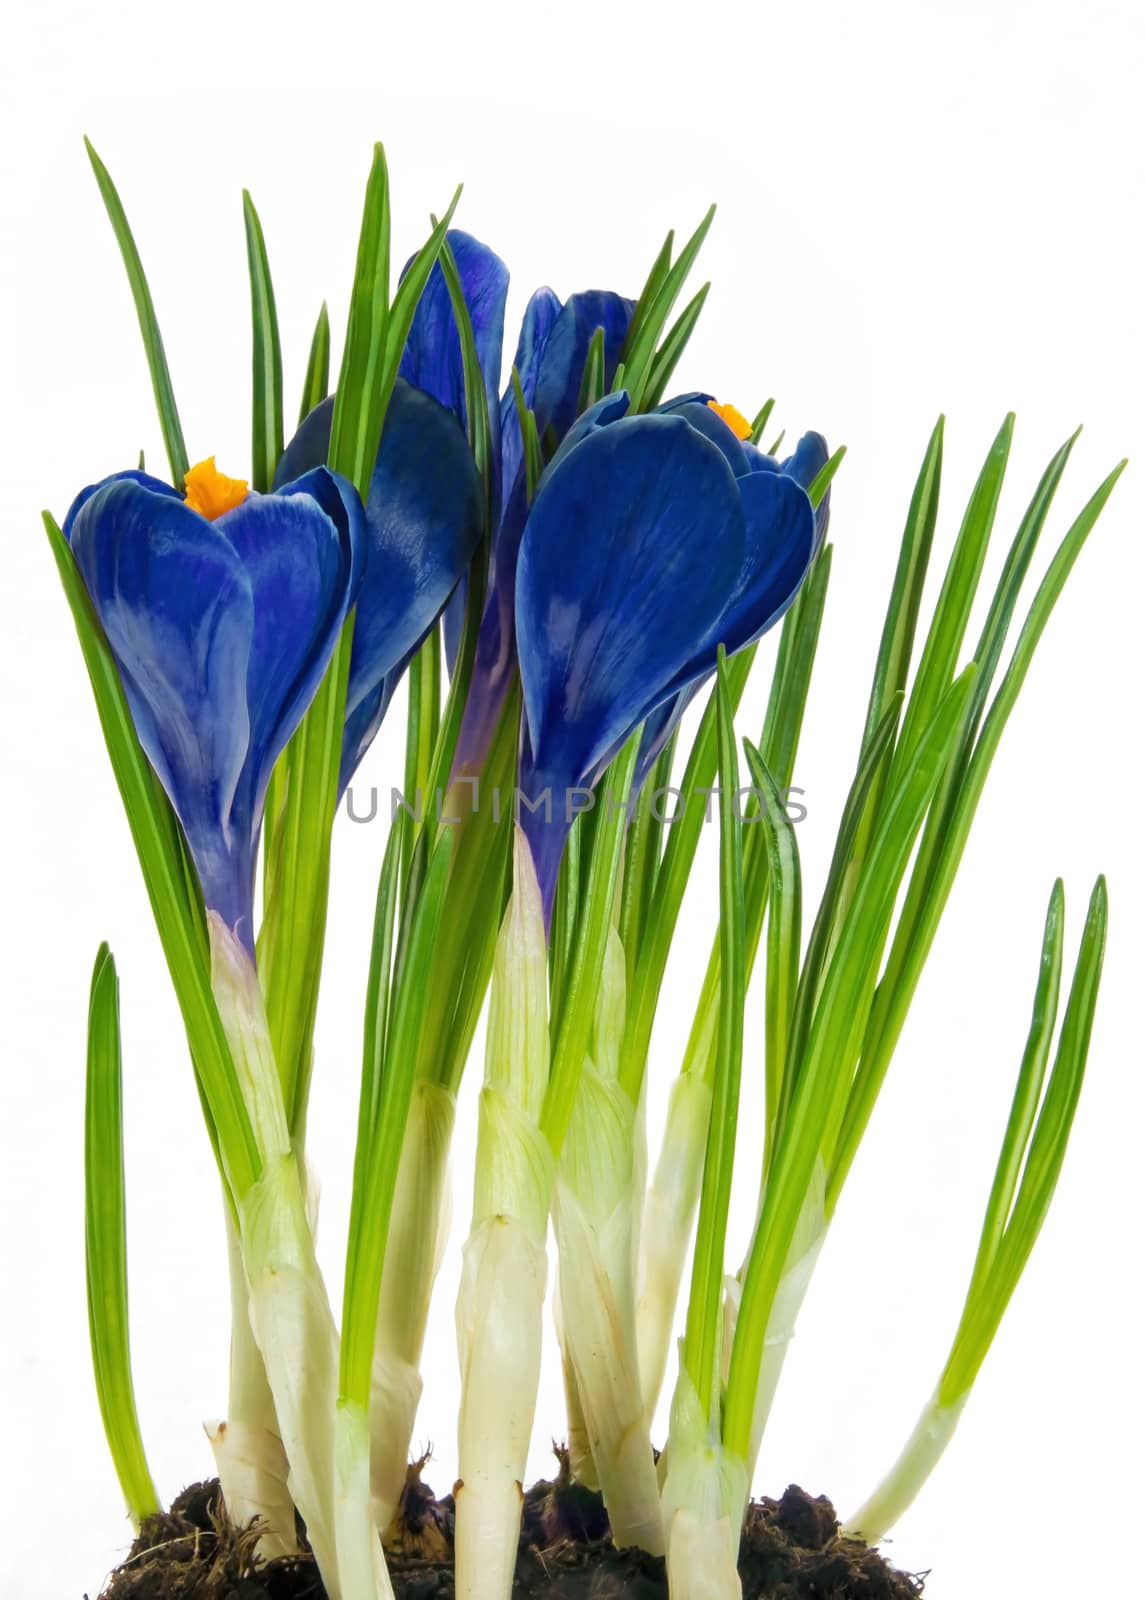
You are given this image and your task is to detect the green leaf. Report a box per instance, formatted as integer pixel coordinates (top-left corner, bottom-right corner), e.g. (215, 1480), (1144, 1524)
(354, 819), (406, 1197)
(414, 682), (521, 1095)
(749, 399), (776, 447)
(326, 144), (393, 492)
(642, 282), (711, 410)
(542, 731), (642, 1153)
(860, 417), (944, 752)
(622, 205), (716, 411)
(402, 629), (442, 880)
(511, 367), (545, 500)
(760, 545), (834, 788)
(779, 699), (902, 1138)
(840, 419), (943, 896)
(242, 190), (284, 493)
(619, 647), (756, 1101)
(84, 138), (189, 487)
(742, 743), (802, 1172)
(620, 228), (675, 378)
(45, 513), (259, 1196)
(577, 324), (608, 415)
(963, 881), (1065, 1309)
(681, 650), (745, 1420)
(298, 302), (331, 423)
(404, 230), (494, 889)
(85, 944), (160, 1526)
(724, 667), (976, 1458)
(327, 147), (460, 497)
(340, 830), (455, 1408)
(941, 876), (1107, 1401)
(618, 731), (677, 983)
(265, 155), (459, 1135)
(895, 414), (1013, 769)
(830, 455), (1126, 1208)
(434, 232), (494, 500)
(549, 813), (582, 1023)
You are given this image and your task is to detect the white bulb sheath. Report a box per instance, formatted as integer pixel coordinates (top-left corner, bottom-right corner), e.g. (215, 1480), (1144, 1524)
(368, 1081), (455, 1533)
(334, 1399), (395, 1600)
(659, 1361), (748, 1600)
(554, 1171), (664, 1553)
(636, 1070), (713, 1426)
(454, 1212), (548, 1600)
(206, 1212), (296, 1557)
(843, 1389), (967, 1545)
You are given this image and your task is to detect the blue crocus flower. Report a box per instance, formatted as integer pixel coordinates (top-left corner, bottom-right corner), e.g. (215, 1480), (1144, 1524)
(514, 394), (822, 919)
(274, 377), (484, 789)
(64, 457), (365, 950)
(390, 229), (635, 772)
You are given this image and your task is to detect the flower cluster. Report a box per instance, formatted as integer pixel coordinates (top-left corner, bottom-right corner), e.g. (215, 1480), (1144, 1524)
(66, 228), (824, 938)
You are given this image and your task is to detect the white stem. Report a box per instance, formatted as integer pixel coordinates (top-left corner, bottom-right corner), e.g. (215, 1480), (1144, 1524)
(455, 1208), (548, 1600)
(728, 1168), (827, 1485)
(453, 830), (552, 1600)
(368, 1081), (455, 1533)
(205, 1211), (296, 1557)
(636, 1070), (713, 1428)
(842, 1389), (967, 1545)
(335, 1399), (396, 1600)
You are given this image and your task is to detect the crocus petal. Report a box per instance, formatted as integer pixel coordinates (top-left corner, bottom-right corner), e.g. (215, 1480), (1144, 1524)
(655, 397), (753, 477)
(499, 286), (562, 511)
(516, 414), (746, 912)
(634, 683), (698, 792)
(531, 290), (635, 440)
(216, 473), (364, 827)
(276, 379), (483, 783)
(781, 430), (832, 553)
(63, 468), (182, 541)
(780, 430), (829, 492)
(452, 391), (633, 771)
(672, 469), (815, 692)
(399, 229), (509, 455)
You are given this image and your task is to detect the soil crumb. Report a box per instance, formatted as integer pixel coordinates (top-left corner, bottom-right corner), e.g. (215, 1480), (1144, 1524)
(92, 1458), (923, 1600)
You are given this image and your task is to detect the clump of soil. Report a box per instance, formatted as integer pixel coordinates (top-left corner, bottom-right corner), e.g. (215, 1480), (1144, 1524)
(93, 1456), (923, 1600)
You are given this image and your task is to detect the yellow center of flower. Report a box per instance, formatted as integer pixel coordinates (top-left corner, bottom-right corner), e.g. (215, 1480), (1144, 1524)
(183, 457), (250, 520)
(707, 398), (752, 441)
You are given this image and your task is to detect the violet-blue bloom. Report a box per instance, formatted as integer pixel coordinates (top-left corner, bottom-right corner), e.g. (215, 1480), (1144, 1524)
(514, 395), (821, 919)
(452, 285), (635, 771)
(391, 229), (635, 770)
(275, 377), (484, 788)
(64, 461), (365, 948)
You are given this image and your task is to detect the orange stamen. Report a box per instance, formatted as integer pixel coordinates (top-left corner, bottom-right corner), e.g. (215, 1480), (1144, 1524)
(183, 457), (249, 520)
(707, 399), (752, 441)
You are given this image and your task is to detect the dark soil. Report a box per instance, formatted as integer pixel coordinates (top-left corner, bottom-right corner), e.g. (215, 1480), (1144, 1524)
(91, 1456), (923, 1600)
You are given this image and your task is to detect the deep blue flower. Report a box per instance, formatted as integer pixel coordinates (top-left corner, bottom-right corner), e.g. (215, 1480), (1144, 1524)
(274, 377), (484, 789)
(391, 229), (635, 772)
(398, 229), (510, 511)
(514, 395), (821, 918)
(64, 459), (365, 948)
(452, 285), (636, 772)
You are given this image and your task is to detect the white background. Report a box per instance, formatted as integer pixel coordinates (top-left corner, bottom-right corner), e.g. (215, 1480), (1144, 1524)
(1, 3), (1142, 1597)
